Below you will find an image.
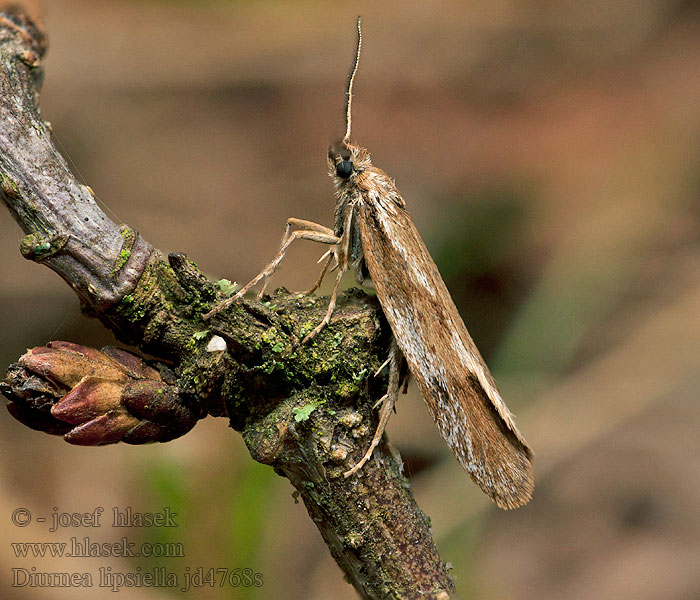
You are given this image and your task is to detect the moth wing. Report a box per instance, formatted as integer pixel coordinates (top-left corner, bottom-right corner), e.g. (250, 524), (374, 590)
(358, 196), (533, 509)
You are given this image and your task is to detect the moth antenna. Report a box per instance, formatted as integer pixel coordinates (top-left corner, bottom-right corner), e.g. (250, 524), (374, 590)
(343, 16), (362, 144)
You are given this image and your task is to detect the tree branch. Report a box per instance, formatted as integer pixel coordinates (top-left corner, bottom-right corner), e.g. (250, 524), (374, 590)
(0, 6), (454, 598)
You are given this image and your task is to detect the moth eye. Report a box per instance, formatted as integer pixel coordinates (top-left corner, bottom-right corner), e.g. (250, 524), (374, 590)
(336, 160), (353, 179)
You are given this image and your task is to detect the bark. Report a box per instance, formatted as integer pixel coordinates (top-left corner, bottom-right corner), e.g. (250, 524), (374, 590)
(0, 6), (454, 598)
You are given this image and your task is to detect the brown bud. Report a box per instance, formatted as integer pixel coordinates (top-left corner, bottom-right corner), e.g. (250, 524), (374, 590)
(64, 410), (141, 446)
(51, 377), (124, 424)
(1, 363), (70, 435)
(3, 342), (200, 445)
(101, 346), (161, 380)
(19, 342), (127, 388)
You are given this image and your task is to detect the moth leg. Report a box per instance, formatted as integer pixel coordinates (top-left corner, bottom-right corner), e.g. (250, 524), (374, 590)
(374, 355), (391, 377)
(203, 223), (339, 320)
(286, 218), (336, 236)
(258, 220), (293, 298)
(301, 251), (335, 295)
(247, 228), (339, 296)
(344, 339), (401, 477)
(301, 255), (347, 343)
(401, 374), (410, 394)
(261, 219), (337, 297)
(301, 206), (354, 342)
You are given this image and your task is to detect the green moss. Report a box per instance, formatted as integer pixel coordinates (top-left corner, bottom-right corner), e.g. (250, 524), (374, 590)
(112, 226), (136, 274)
(345, 532), (364, 549)
(0, 173), (21, 199)
(292, 401), (323, 422)
(262, 359), (286, 375)
(336, 381), (359, 398)
(216, 279), (238, 295)
(112, 260), (183, 330)
(261, 327), (278, 344)
(116, 293), (148, 321)
(19, 233), (69, 261)
(114, 247), (131, 270)
(352, 368), (367, 383)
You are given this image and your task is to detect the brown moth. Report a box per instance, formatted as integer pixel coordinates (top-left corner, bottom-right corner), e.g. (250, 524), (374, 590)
(205, 17), (533, 509)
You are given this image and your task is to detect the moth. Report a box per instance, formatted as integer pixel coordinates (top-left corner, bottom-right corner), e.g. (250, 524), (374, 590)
(205, 17), (533, 509)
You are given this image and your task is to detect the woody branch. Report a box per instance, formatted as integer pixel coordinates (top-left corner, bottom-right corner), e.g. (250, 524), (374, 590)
(0, 6), (454, 599)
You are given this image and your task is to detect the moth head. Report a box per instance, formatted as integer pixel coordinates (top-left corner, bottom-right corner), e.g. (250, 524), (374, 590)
(329, 18), (373, 185)
(328, 141), (371, 183)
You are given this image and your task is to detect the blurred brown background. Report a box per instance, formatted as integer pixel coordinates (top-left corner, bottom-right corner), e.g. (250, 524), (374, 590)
(1, 1), (699, 599)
